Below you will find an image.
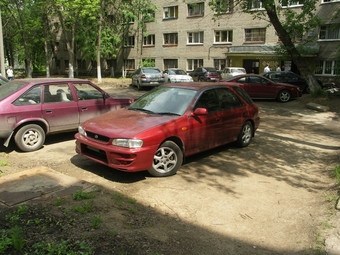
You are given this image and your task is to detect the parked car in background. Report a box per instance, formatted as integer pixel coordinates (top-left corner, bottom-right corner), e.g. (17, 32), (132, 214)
(224, 74), (302, 102)
(75, 83), (260, 177)
(163, 68), (193, 83)
(0, 78), (134, 152)
(131, 67), (165, 90)
(0, 75), (9, 85)
(189, 67), (220, 82)
(220, 67), (246, 80)
(261, 71), (323, 93)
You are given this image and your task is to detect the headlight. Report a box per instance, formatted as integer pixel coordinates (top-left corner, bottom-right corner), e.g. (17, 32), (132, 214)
(78, 126), (86, 136)
(112, 139), (143, 148)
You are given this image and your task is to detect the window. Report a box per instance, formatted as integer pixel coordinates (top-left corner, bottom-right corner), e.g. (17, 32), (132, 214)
(322, 0), (339, 3)
(164, 6), (178, 19)
(143, 35), (155, 46)
(124, 36), (135, 47)
(187, 59), (203, 70)
(188, 3), (204, 17)
(215, 0), (233, 13)
(43, 84), (73, 103)
(164, 59), (178, 69)
(13, 85), (42, 105)
(214, 30), (233, 43)
(163, 33), (178, 46)
(247, 0), (263, 9)
(217, 88), (242, 109)
(245, 28), (266, 43)
(280, 0), (303, 7)
(319, 24), (340, 40)
(214, 59), (226, 70)
(125, 59), (135, 70)
(315, 60), (339, 75)
(188, 32), (204, 44)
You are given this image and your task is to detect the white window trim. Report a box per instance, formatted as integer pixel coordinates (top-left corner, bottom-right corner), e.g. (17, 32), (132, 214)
(187, 31), (204, 45)
(214, 30), (233, 44)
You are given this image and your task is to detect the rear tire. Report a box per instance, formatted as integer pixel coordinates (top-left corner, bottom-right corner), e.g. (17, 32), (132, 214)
(14, 124), (45, 152)
(277, 90), (291, 102)
(236, 121), (253, 148)
(148, 141), (183, 177)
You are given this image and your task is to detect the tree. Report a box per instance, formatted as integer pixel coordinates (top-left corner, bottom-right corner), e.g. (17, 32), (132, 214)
(210, 0), (325, 92)
(2, 0), (44, 78)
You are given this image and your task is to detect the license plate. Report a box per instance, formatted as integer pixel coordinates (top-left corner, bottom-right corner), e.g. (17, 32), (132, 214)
(150, 82), (158, 84)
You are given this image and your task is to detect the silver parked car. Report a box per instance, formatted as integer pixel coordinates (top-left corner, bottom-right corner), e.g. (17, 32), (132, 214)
(220, 67), (246, 80)
(131, 67), (165, 90)
(163, 68), (193, 83)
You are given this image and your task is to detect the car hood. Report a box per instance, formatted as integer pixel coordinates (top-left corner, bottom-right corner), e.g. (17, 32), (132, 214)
(81, 108), (179, 138)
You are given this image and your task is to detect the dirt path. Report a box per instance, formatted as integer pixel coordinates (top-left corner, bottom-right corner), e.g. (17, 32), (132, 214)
(0, 90), (339, 254)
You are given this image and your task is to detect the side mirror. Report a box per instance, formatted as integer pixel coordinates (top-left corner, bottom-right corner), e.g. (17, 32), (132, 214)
(190, 108), (208, 116)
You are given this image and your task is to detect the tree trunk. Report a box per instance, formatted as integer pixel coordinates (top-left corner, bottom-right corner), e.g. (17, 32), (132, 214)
(263, 1), (321, 92)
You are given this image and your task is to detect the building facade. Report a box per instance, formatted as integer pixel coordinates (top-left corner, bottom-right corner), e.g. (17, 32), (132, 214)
(54, 0), (340, 84)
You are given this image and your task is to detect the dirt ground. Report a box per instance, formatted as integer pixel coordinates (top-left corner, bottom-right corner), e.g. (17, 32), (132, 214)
(0, 79), (339, 254)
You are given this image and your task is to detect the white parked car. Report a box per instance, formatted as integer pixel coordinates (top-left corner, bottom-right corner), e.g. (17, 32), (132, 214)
(220, 67), (246, 80)
(163, 68), (193, 83)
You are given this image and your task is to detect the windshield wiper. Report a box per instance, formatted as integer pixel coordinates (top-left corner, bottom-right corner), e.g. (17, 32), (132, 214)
(128, 107), (155, 114)
(156, 112), (181, 116)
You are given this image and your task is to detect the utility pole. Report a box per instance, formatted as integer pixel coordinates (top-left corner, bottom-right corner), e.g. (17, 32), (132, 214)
(0, 7), (5, 76)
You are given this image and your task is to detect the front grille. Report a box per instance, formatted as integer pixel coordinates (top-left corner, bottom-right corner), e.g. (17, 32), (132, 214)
(86, 131), (110, 143)
(81, 144), (108, 164)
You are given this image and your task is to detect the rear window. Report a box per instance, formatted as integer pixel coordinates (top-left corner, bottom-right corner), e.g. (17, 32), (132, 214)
(143, 68), (161, 73)
(234, 86), (254, 104)
(0, 82), (27, 101)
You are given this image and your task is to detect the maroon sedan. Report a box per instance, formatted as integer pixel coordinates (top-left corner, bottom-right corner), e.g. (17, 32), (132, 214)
(223, 74), (302, 102)
(75, 83), (260, 177)
(0, 78), (134, 152)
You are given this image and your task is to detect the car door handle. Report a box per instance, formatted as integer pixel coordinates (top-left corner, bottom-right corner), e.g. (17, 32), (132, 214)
(45, 110), (52, 113)
(81, 106), (88, 111)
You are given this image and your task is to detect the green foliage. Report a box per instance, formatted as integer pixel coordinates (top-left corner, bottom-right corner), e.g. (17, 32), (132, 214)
(91, 216), (102, 229)
(32, 239), (93, 254)
(10, 226), (25, 251)
(309, 88), (328, 98)
(72, 190), (94, 200)
(0, 230), (12, 254)
(333, 165), (340, 188)
(73, 200), (94, 214)
(140, 58), (155, 67)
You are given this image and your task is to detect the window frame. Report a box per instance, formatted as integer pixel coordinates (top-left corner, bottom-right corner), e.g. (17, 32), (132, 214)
(244, 28), (266, 43)
(188, 2), (205, 17)
(315, 60), (339, 76)
(318, 24), (340, 41)
(163, 6), (179, 20)
(124, 36), (135, 47)
(214, 30), (233, 44)
(187, 59), (203, 71)
(143, 34), (155, 47)
(163, 33), (178, 46)
(187, 31), (204, 44)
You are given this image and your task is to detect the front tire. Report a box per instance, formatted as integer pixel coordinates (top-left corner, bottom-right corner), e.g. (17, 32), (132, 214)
(148, 141), (183, 177)
(14, 124), (45, 152)
(236, 121), (253, 148)
(277, 90), (291, 102)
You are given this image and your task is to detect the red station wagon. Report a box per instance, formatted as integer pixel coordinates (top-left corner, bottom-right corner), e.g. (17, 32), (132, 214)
(0, 78), (134, 152)
(75, 83), (260, 177)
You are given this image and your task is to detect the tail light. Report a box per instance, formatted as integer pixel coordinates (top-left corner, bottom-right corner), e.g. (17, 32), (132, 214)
(162, 74), (165, 78)
(141, 74), (146, 78)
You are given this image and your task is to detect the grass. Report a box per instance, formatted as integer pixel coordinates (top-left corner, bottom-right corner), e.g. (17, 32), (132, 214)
(0, 189), (163, 255)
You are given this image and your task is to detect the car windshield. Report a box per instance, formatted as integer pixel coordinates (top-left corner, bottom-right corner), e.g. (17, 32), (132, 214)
(0, 81), (27, 101)
(173, 69), (187, 75)
(128, 86), (197, 116)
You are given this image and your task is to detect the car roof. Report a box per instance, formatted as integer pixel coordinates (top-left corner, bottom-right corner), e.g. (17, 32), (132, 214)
(9, 78), (91, 85)
(162, 82), (240, 90)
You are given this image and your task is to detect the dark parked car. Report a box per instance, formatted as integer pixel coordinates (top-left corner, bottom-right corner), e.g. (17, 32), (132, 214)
(75, 83), (260, 177)
(0, 78), (134, 152)
(0, 75), (9, 85)
(224, 74), (302, 102)
(189, 67), (220, 82)
(131, 67), (165, 90)
(261, 71), (322, 93)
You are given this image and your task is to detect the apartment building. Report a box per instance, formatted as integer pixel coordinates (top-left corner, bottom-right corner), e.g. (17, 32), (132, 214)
(53, 0), (340, 83)
(114, 0), (339, 83)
